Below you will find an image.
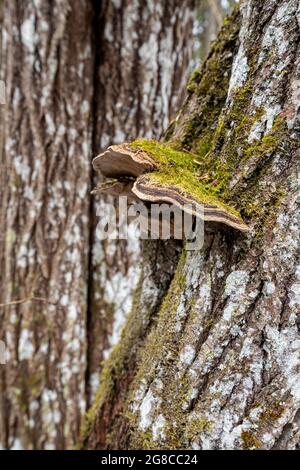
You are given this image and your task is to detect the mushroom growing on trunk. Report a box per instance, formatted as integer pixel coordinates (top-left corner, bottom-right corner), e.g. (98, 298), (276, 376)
(93, 141), (248, 233)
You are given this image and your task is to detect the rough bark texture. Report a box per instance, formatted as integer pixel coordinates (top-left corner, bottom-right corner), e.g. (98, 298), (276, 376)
(0, 0), (196, 449)
(0, 1), (94, 450)
(82, 0), (300, 450)
(87, 0), (196, 407)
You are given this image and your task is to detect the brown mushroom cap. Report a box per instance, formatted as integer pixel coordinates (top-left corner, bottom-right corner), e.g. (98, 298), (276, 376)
(93, 144), (157, 178)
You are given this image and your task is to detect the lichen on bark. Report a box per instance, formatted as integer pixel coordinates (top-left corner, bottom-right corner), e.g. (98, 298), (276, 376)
(83, 0), (300, 450)
(0, 0), (197, 450)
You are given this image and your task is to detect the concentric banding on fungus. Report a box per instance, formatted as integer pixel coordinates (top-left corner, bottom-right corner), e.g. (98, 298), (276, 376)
(132, 176), (248, 232)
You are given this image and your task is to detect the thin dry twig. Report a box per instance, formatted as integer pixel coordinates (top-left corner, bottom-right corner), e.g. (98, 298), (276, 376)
(0, 296), (58, 309)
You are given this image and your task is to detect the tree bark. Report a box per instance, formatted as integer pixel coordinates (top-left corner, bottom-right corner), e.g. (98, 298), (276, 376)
(0, 0), (94, 450)
(86, 0), (196, 407)
(82, 0), (300, 450)
(0, 0), (196, 450)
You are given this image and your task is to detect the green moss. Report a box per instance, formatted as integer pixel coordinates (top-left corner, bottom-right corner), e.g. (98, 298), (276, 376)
(182, 87), (285, 224)
(241, 430), (261, 450)
(130, 9), (286, 229)
(81, 276), (146, 442)
(130, 78), (287, 228)
(5, 229), (16, 247)
(126, 251), (217, 449)
(164, 16), (288, 228)
(127, 251), (190, 449)
(237, 402), (284, 452)
(175, 6), (240, 152)
(187, 70), (201, 93)
(128, 250), (187, 387)
(131, 139), (196, 170)
(130, 139), (244, 221)
(203, 318), (215, 330)
(188, 83), (263, 197)
(185, 417), (212, 442)
(130, 430), (158, 450)
(259, 403), (284, 425)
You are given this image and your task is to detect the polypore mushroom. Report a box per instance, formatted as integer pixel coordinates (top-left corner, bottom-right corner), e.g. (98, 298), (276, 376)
(132, 176), (248, 232)
(91, 178), (137, 200)
(93, 143), (157, 178)
(92, 141), (248, 233)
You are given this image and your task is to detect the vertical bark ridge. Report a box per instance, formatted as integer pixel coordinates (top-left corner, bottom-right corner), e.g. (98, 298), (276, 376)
(83, 0), (300, 450)
(0, 0), (94, 449)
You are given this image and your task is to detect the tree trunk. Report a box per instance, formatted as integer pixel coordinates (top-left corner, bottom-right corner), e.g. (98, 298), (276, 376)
(196, 0), (235, 62)
(82, 0), (300, 450)
(0, 0), (196, 450)
(0, 0), (94, 451)
(86, 0), (196, 407)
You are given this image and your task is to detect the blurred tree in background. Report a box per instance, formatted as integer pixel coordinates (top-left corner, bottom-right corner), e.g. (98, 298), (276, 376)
(0, 0), (197, 450)
(194, 0), (237, 62)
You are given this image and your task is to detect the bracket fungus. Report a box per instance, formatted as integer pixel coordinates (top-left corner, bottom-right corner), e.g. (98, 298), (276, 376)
(92, 140), (248, 233)
(93, 144), (157, 178)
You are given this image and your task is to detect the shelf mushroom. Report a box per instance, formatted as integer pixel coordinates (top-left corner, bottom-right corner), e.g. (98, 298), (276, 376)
(92, 141), (248, 233)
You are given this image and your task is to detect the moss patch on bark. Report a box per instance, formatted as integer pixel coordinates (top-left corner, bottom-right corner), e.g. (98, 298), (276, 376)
(130, 139), (244, 221)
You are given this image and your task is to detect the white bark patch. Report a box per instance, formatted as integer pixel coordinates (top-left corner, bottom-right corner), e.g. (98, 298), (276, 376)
(227, 1), (252, 99)
(289, 283), (300, 307)
(265, 325), (300, 401)
(21, 15), (37, 53)
(264, 282), (276, 295)
(228, 46), (249, 96)
(89, 373), (100, 399)
(131, 380), (148, 413)
(139, 389), (159, 431)
(249, 0), (299, 140)
(239, 336), (254, 359)
(45, 114), (56, 135)
(102, 263), (141, 359)
(104, 21), (113, 42)
(223, 270), (249, 321)
(18, 329), (34, 361)
(152, 414), (166, 441)
(14, 155), (30, 182)
(180, 345), (196, 366)
(111, 0), (122, 9)
(11, 439), (23, 450)
(287, 79), (300, 129)
(224, 270), (249, 299)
